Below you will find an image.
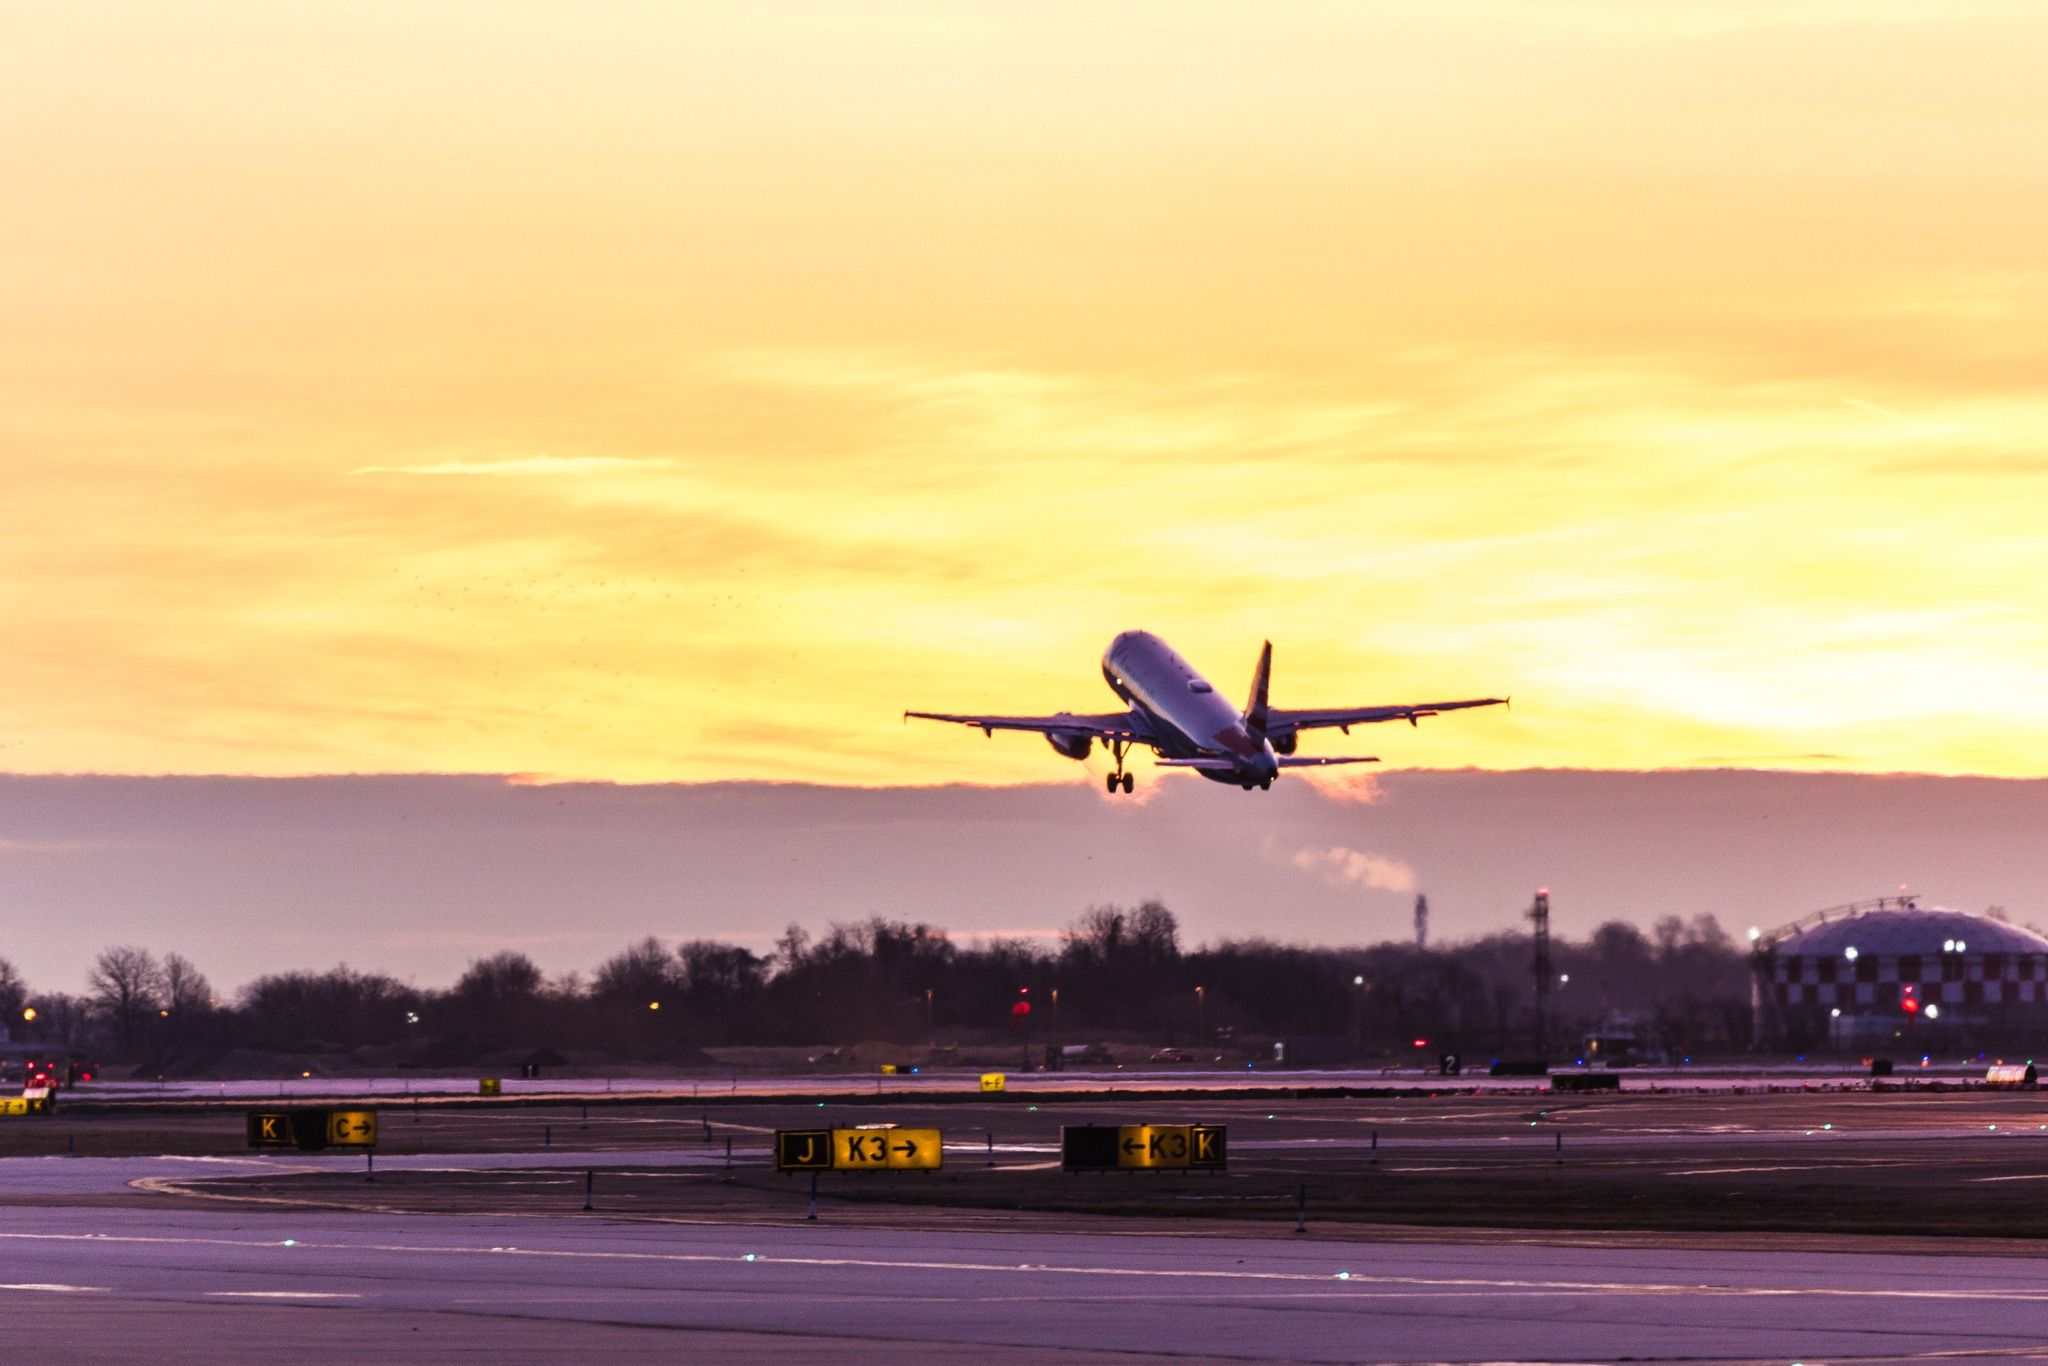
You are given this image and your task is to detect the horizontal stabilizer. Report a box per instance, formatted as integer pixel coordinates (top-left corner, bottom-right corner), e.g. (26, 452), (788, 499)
(1275, 755), (1379, 767)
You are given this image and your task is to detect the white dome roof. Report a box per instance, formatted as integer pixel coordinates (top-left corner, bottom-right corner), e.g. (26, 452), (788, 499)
(1768, 907), (2048, 958)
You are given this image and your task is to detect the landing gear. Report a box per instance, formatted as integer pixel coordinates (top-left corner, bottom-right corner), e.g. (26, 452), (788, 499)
(1105, 740), (1136, 795)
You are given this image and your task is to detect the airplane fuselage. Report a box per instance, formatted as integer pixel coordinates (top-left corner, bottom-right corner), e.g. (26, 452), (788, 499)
(1102, 630), (1278, 787)
(905, 628), (1500, 794)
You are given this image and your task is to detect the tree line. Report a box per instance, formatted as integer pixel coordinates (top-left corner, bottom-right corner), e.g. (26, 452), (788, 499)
(0, 903), (1755, 1067)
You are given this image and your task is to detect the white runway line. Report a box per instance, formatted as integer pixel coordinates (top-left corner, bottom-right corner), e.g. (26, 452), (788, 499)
(11, 1229), (2048, 1305)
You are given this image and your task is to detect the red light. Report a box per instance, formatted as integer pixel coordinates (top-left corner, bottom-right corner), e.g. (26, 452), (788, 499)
(1412, 1038), (1428, 1048)
(1011, 1001), (1032, 1017)
(1902, 998), (1920, 1014)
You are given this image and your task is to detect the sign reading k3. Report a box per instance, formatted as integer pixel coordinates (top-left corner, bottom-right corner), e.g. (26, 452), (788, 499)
(1061, 1123), (1228, 1171)
(777, 1126), (942, 1171)
(834, 1127), (940, 1170)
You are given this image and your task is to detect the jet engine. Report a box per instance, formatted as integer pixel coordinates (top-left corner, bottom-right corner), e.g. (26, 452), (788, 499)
(1044, 714), (1093, 761)
(1270, 732), (1298, 755)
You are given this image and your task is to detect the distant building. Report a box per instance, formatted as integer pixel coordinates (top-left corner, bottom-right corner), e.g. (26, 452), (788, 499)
(1751, 896), (2048, 1051)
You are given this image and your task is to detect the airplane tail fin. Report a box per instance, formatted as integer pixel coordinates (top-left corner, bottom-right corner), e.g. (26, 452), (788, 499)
(1244, 640), (1272, 735)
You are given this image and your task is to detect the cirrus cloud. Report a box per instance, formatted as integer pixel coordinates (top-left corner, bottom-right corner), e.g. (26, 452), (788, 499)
(349, 456), (673, 477)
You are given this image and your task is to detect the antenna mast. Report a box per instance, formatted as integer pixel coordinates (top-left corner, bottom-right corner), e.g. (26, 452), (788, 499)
(1530, 888), (1551, 1060)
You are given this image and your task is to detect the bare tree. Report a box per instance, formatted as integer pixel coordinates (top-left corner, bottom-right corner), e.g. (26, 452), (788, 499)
(88, 946), (163, 1054)
(773, 923), (811, 972)
(452, 952), (546, 1043)
(159, 953), (213, 1048)
(593, 938), (676, 1004)
(0, 957), (25, 1027)
(161, 954), (212, 1014)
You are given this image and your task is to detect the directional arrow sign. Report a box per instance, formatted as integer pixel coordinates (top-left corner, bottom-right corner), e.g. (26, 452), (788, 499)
(1117, 1125), (1193, 1169)
(1062, 1124), (1224, 1171)
(883, 1127), (941, 1171)
(326, 1110), (378, 1147)
(777, 1127), (943, 1171)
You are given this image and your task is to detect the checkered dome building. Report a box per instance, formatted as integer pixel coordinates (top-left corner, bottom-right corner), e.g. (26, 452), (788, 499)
(1751, 898), (2048, 1049)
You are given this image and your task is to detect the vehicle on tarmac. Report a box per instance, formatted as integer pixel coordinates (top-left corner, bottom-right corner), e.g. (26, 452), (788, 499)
(1149, 1047), (1197, 1063)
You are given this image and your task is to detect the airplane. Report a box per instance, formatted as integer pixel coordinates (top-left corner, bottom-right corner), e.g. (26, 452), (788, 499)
(906, 629), (1506, 794)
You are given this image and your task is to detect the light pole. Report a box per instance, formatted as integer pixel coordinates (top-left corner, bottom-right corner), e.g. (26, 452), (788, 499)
(1195, 985), (1206, 1043)
(1050, 988), (1060, 1053)
(924, 988), (934, 1048)
(1353, 974), (1367, 1058)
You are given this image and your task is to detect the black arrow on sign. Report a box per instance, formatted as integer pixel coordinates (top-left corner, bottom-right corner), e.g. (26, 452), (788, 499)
(1121, 1139), (1143, 1155)
(894, 1140), (919, 1157)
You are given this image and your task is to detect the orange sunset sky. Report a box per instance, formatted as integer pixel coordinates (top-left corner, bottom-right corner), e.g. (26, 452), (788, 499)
(6, 2), (2048, 787)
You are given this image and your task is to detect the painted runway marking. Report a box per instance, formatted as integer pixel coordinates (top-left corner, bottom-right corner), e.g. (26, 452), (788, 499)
(0, 1283), (108, 1293)
(206, 1291), (362, 1300)
(1670, 1162), (1915, 1176)
(10, 1230), (2048, 1304)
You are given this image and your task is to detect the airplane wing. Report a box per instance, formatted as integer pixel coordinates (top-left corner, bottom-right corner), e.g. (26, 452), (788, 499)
(1155, 755), (1378, 770)
(903, 709), (1156, 742)
(1262, 697), (1506, 738)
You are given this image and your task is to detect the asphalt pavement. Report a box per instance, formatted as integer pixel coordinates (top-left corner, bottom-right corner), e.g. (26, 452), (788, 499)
(6, 1197), (2048, 1362)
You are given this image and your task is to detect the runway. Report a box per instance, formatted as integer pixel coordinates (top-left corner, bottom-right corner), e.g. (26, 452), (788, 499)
(15, 1090), (2048, 1359)
(6, 1198), (2048, 1363)
(77, 1063), (1940, 1106)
